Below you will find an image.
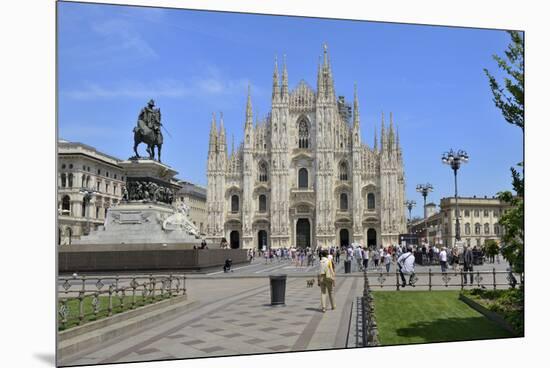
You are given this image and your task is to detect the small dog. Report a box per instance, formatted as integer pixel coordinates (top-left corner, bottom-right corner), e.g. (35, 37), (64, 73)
(306, 279), (315, 288)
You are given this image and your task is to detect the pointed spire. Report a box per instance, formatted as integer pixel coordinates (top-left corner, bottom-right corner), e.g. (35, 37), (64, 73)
(353, 83), (360, 129)
(374, 125), (378, 151)
(272, 55), (279, 101)
(210, 112), (217, 136)
(322, 43), (334, 100)
(219, 111), (226, 145)
(209, 112), (217, 153)
(231, 133), (235, 155)
(323, 42), (329, 68)
(281, 54), (288, 99)
(389, 112), (395, 150)
(246, 84), (253, 128)
(317, 55), (324, 97)
(381, 112), (386, 152)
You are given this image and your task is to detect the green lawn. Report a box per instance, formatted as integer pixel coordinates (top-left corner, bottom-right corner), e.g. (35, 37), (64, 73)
(372, 290), (516, 346)
(59, 294), (171, 331)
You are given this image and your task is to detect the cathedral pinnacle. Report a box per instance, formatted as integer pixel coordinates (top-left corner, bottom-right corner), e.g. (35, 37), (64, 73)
(281, 54), (289, 98)
(381, 112), (386, 151)
(389, 112), (395, 150)
(208, 112), (217, 153)
(353, 83), (360, 129)
(374, 125), (378, 151)
(272, 55), (279, 101)
(246, 84), (253, 127)
(317, 55), (324, 96)
(210, 112), (217, 136)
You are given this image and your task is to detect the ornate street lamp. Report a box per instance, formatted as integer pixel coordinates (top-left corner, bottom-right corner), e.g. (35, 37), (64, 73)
(416, 183), (434, 245)
(404, 200), (416, 233)
(441, 149), (469, 246)
(79, 189), (97, 235)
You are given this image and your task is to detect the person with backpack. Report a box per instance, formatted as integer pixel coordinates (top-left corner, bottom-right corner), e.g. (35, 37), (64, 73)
(317, 249), (336, 312)
(397, 246), (416, 288)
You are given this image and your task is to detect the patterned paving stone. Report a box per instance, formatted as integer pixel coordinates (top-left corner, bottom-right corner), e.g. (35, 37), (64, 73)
(222, 332), (243, 338)
(206, 328), (223, 333)
(238, 322), (256, 327)
(200, 346), (224, 354)
(135, 348), (159, 355)
(165, 334), (186, 340)
(279, 332), (299, 337)
(259, 327), (277, 332)
(268, 345), (290, 351)
(181, 339), (204, 346)
(244, 338), (265, 344)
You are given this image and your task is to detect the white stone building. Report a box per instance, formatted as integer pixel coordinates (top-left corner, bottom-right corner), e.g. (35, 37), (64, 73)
(58, 140), (207, 244)
(412, 196), (509, 248)
(57, 140), (125, 244)
(206, 45), (407, 250)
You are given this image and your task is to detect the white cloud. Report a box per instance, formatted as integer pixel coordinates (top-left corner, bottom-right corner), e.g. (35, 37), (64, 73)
(90, 18), (158, 60)
(64, 79), (190, 100)
(63, 66), (262, 101)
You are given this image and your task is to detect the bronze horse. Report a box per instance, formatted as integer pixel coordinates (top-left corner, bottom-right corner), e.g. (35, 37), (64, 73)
(133, 122), (163, 162)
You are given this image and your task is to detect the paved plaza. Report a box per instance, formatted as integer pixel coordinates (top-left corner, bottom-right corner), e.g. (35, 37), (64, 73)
(61, 276), (363, 366)
(59, 256), (517, 366)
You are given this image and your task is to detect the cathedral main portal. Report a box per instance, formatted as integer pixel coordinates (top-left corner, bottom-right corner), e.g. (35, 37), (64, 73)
(296, 218), (311, 248)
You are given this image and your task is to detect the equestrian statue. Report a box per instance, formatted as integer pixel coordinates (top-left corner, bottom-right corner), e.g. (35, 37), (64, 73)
(133, 99), (163, 162)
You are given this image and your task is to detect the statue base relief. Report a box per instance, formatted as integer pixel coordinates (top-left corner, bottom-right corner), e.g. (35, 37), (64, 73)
(74, 158), (206, 247)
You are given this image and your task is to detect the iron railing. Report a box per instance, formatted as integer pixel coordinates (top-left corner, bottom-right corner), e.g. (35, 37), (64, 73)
(360, 268), (522, 290)
(57, 273), (186, 330)
(361, 271), (380, 347)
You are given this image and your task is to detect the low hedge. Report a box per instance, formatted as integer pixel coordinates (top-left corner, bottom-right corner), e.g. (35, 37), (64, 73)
(461, 288), (524, 334)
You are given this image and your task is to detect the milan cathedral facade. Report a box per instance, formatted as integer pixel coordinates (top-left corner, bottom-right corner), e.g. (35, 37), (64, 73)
(206, 45), (407, 250)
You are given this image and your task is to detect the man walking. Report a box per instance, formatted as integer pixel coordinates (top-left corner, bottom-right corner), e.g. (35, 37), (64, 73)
(355, 245), (363, 271)
(317, 249), (336, 312)
(463, 245), (474, 285)
(397, 246), (416, 288)
(362, 246), (369, 271)
(439, 247), (448, 273)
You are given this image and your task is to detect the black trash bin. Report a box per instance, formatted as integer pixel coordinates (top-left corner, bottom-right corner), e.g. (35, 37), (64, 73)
(269, 274), (287, 305)
(344, 260), (352, 273)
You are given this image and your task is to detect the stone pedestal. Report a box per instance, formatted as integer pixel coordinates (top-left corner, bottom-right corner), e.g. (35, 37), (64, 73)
(74, 159), (202, 246)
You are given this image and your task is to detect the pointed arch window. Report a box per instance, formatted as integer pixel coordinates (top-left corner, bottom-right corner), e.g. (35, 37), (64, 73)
(367, 193), (375, 210)
(258, 162), (268, 182)
(68, 173), (73, 188)
(298, 119), (309, 148)
(339, 161), (348, 181)
(298, 168), (308, 188)
(340, 193), (348, 211)
(231, 195), (239, 213)
(61, 173), (66, 188)
(259, 194), (267, 213)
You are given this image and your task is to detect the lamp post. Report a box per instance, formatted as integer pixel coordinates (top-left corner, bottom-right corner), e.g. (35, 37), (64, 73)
(404, 200), (416, 233)
(441, 149), (469, 246)
(79, 189), (97, 236)
(416, 183), (434, 245)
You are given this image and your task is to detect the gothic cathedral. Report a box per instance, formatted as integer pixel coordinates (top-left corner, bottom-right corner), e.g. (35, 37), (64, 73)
(206, 45), (407, 250)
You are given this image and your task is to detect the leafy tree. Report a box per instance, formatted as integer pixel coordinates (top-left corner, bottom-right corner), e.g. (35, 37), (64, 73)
(483, 239), (500, 260)
(484, 31), (524, 132)
(485, 31), (524, 274)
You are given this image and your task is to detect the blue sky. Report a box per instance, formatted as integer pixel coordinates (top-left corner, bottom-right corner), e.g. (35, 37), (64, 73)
(57, 2), (522, 218)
